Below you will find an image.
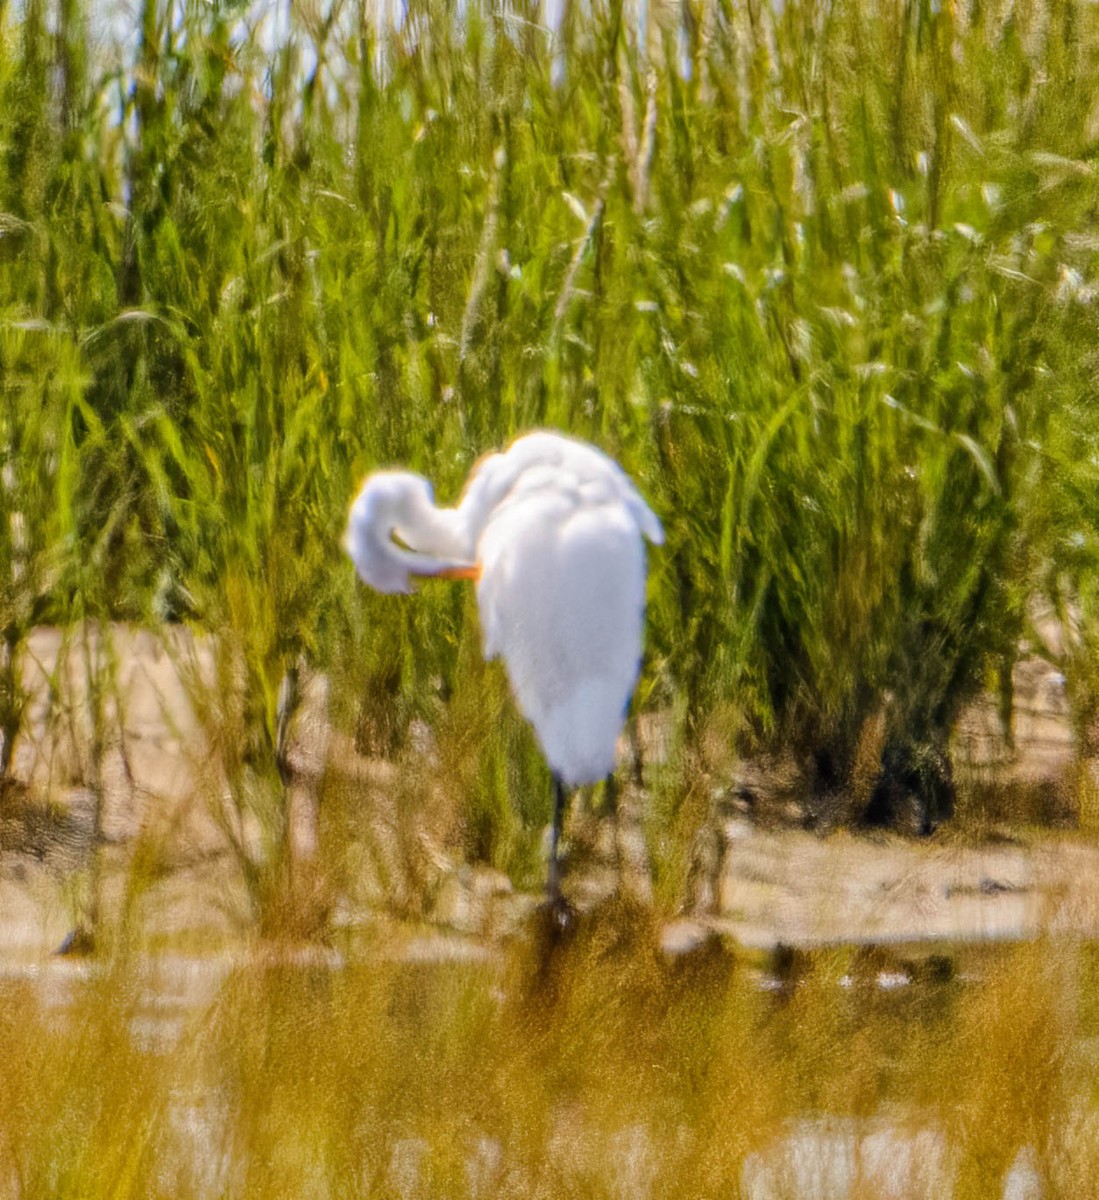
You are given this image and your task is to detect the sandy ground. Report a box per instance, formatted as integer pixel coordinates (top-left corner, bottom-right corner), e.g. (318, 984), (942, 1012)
(0, 623), (1094, 963)
(0, 627), (1093, 1200)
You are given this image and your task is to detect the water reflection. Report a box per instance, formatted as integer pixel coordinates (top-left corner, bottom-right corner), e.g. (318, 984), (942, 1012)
(0, 912), (1094, 1198)
(742, 1120), (950, 1200)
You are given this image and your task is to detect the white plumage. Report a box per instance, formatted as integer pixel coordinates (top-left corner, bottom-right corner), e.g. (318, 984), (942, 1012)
(344, 430), (664, 897)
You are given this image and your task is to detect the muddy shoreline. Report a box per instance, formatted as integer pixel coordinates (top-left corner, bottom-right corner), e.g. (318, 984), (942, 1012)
(0, 624), (1092, 961)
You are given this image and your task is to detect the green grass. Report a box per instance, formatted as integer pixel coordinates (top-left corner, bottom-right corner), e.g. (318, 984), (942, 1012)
(4, 0), (1099, 897)
(5, 2), (1099, 1188)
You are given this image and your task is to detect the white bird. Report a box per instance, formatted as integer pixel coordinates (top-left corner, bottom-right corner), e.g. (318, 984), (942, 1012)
(344, 430), (664, 906)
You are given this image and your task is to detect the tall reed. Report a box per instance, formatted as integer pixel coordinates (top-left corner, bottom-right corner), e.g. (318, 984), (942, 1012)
(3, 0), (1099, 903)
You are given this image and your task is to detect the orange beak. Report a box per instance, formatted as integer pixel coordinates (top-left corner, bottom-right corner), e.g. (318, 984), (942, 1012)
(433, 563), (482, 582)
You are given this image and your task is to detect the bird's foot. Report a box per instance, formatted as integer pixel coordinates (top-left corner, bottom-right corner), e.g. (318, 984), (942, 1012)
(541, 886), (576, 936)
(55, 925), (95, 956)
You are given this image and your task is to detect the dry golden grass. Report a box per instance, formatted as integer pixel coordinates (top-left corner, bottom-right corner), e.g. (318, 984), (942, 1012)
(1, 894), (1098, 1198)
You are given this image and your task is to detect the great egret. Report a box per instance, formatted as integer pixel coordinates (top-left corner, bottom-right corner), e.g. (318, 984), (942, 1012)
(344, 431), (664, 906)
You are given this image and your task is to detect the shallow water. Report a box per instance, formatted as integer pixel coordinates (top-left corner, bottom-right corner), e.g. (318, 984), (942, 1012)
(2, 900), (1096, 1199)
(2, 626), (1094, 1197)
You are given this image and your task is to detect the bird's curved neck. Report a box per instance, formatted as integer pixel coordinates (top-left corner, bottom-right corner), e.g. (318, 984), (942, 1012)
(392, 491), (472, 564)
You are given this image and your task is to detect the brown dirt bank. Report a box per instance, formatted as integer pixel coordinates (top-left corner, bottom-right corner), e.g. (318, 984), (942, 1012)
(0, 624), (1094, 961)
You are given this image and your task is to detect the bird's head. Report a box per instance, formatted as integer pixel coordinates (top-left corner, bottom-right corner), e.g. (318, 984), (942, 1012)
(345, 471), (477, 594)
(344, 472), (438, 594)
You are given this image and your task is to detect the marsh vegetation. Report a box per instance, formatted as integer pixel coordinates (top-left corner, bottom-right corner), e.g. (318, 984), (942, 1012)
(4, 911), (1099, 1199)
(3, 0), (1099, 1192)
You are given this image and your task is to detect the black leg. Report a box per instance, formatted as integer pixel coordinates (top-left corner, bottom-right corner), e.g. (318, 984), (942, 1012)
(547, 776), (567, 900)
(627, 714), (644, 788)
